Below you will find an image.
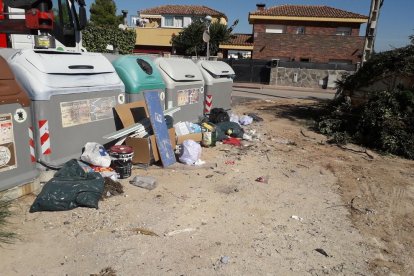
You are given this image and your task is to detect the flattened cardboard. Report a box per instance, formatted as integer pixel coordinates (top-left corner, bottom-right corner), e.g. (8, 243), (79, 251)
(114, 101), (148, 128)
(176, 133), (202, 145)
(114, 101), (176, 165)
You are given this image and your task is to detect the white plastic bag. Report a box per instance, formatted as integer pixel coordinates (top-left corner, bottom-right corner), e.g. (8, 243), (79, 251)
(81, 142), (111, 168)
(239, 115), (253, 125)
(230, 113), (240, 125)
(179, 140), (202, 165)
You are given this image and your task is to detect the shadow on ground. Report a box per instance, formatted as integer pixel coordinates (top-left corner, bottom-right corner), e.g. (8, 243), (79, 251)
(258, 99), (330, 126)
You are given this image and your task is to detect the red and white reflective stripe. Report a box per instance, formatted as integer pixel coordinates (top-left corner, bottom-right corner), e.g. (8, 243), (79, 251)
(205, 95), (213, 113)
(38, 120), (51, 155)
(28, 127), (36, 162)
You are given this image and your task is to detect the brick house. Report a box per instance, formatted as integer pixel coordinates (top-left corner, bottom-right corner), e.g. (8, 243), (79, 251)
(248, 4), (368, 64)
(134, 5), (227, 54)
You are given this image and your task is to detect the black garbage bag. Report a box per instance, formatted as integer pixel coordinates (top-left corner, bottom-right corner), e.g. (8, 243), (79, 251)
(30, 159), (104, 212)
(208, 108), (230, 124)
(215, 122), (244, 141)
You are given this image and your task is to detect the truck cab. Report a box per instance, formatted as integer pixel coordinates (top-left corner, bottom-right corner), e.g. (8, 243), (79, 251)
(0, 0), (86, 51)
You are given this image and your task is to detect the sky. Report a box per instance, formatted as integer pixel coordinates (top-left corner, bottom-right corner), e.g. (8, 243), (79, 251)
(85, 0), (414, 52)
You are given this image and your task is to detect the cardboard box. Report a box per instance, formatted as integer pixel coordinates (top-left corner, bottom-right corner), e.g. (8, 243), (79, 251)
(114, 101), (176, 165)
(176, 133), (202, 145)
(125, 128), (176, 164)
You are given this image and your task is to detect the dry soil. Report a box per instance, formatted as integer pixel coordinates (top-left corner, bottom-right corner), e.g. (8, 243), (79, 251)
(1, 98), (413, 276)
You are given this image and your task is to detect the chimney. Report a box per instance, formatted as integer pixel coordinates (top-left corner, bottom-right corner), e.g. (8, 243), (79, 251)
(122, 10), (128, 26)
(256, 3), (266, 11)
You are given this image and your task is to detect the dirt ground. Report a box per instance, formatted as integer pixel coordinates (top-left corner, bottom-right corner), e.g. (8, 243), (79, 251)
(1, 98), (413, 275)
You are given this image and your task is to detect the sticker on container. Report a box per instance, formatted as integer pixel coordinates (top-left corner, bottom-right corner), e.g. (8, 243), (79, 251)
(0, 114), (17, 172)
(14, 108), (27, 123)
(60, 96), (116, 128)
(118, 94), (125, 104)
(177, 88), (200, 106)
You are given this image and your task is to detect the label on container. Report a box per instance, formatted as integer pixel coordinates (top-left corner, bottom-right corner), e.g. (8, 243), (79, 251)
(177, 88), (200, 106)
(0, 114), (17, 172)
(60, 96), (116, 128)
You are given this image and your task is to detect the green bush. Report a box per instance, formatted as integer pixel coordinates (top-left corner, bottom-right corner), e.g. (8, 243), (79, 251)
(82, 24), (136, 54)
(318, 87), (414, 159)
(317, 37), (414, 159)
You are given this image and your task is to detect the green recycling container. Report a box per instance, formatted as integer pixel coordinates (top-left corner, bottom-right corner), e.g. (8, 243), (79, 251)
(112, 55), (166, 106)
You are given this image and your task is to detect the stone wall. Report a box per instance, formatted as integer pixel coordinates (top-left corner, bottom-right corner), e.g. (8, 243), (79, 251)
(270, 67), (352, 89)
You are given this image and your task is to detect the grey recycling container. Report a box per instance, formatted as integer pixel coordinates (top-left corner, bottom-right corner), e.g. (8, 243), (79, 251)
(155, 57), (204, 123)
(8, 49), (126, 168)
(112, 55), (166, 105)
(197, 60), (235, 112)
(0, 56), (38, 191)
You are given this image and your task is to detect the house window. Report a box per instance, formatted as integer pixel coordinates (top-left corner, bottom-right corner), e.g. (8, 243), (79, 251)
(164, 16), (174, 27)
(336, 27), (352, 36)
(162, 16), (186, 28)
(300, 58), (310, 62)
(265, 25), (285, 34)
(174, 16), (183, 28)
(183, 17), (192, 27)
(296, 26), (305, 34)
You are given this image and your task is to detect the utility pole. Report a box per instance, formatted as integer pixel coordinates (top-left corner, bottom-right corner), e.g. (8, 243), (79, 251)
(361, 0), (384, 65)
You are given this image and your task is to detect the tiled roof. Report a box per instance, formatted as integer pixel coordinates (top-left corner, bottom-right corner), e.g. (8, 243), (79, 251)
(250, 5), (368, 19)
(140, 5), (226, 18)
(222, 34), (254, 46)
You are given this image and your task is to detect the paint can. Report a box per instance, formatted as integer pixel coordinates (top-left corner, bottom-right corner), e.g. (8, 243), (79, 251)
(109, 145), (134, 179)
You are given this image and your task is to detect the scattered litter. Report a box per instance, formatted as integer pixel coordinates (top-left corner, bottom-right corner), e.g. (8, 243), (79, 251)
(29, 159), (104, 212)
(109, 145), (134, 179)
(239, 115), (253, 125)
(220, 256), (230, 264)
(242, 133), (252, 141)
(165, 228), (195, 236)
(194, 159), (206, 166)
(224, 160), (235, 165)
(205, 175), (214, 178)
(229, 113), (240, 124)
(101, 177), (124, 199)
(247, 113), (263, 122)
(255, 175), (269, 184)
(209, 108), (230, 124)
(315, 248), (330, 257)
(131, 227), (159, 237)
(290, 215), (304, 221)
(81, 142), (111, 168)
(222, 137), (241, 147)
(90, 266), (117, 276)
(273, 138), (296, 145)
(129, 176), (157, 190)
(179, 140), (202, 165)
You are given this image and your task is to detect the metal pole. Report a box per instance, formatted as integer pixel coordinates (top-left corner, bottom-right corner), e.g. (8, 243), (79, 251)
(207, 25), (210, 60)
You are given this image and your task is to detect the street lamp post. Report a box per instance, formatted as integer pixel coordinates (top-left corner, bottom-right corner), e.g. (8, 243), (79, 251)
(204, 15), (212, 60)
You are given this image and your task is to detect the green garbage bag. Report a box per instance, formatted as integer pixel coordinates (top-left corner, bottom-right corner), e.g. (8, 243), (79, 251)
(30, 159), (104, 212)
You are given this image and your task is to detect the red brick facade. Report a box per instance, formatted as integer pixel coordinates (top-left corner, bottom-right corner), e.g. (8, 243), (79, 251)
(252, 21), (365, 63)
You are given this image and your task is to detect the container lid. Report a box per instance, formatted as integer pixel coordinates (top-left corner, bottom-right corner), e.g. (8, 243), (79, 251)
(0, 57), (30, 107)
(200, 60), (235, 77)
(18, 50), (115, 75)
(110, 145), (134, 154)
(157, 58), (203, 82)
(113, 55), (165, 93)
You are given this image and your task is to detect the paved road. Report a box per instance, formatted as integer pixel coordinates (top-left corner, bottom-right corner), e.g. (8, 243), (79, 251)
(232, 85), (335, 104)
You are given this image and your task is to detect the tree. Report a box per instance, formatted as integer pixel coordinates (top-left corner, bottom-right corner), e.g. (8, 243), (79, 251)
(89, 0), (123, 26)
(172, 19), (238, 56)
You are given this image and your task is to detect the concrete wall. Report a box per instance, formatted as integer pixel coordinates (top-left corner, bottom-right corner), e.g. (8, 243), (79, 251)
(270, 67), (352, 89)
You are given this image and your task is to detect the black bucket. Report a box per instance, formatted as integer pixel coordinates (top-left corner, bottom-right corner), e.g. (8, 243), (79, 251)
(109, 145), (134, 179)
